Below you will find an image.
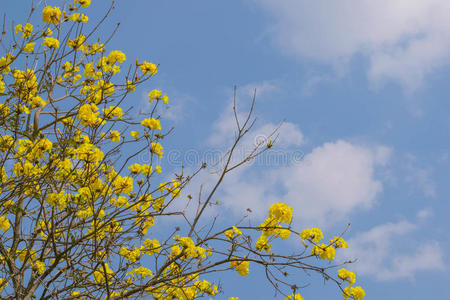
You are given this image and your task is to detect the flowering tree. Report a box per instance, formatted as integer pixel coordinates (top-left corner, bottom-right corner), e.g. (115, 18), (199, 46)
(0, 1), (366, 300)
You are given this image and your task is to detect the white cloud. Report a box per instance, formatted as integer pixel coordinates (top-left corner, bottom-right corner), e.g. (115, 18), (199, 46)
(206, 84), (389, 226)
(300, 74), (333, 97)
(373, 146), (392, 166)
(258, 122), (304, 148)
(158, 102), (184, 123)
(210, 120), (306, 217)
(207, 99), (245, 147)
(208, 81), (284, 147)
(219, 139), (389, 227)
(236, 81), (279, 99)
(417, 208), (434, 220)
(274, 141), (387, 226)
(404, 154), (436, 198)
(255, 0), (450, 90)
(342, 221), (445, 280)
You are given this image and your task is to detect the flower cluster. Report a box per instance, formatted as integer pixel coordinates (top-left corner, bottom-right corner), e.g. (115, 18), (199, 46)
(230, 259), (250, 277)
(256, 202), (293, 253)
(224, 226), (242, 240)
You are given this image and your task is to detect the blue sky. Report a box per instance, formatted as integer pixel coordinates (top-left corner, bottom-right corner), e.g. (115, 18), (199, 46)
(3, 0), (450, 299)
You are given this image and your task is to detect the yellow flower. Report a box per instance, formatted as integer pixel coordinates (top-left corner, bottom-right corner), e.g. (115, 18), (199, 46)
(141, 238), (161, 255)
(269, 202), (293, 223)
(300, 227), (323, 243)
(76, 143), (104, 163)
(343, 286), (366, 300)
(343, 286), (352, 300)
(17, 248), (37, 262)
(162, 94), (169, 104)
(69, 13), (80, 21)
(15, 24), (22, 34)
(255, 235), (272, 252)
(140, 164), (152, 175)
(127, 80), (136, 92)
(0, 79), (6, 94)
(111, 65), (121, 74)
(0, 53), (13, 74)
(338, 268), (356, 285)
(43, 28), (53, 36)
(0, 166), (8, 183)
(109, 130), (121, 142)
(0, 278), (7, 292)
(141, 118), (161, 130)
(119, 246), (141, 263)
(151, 143), (163, 158)
(284, 294), (304, 300)
(311, 244), (335, 260)
(107, 50), (126, 64)
(127, 266), (153, 279)
(140, 61), (157, 75)
(0, 216), (10, 231)
(110, 196), (129, 208)
(83, 62), (95, 77)
(148, 89), (162, 102)
(73, 74), (82, 83)
(112, 176), (133, 194)
(103, 106), (123, 119)
(259, 217), (281, 236)
(75, 0), (91, 8)
(16, 23), (33, 38)
(35, 260), (45, 274)
(93, 263), (113, 284)
(195, 280), (217, 295)
(85, 42), (104, 55)
(128, 163), (142, 174)
(80, 14), (89, 23)
(35, 220), (51, 238)
(130, 131), (139, 139)
(141, 215), (155, 234)
(67, 34), (86, 49)
(22, 23), (33, 38)
(62, 60), (75, 71)
(45, 191), (67, 210)
(0, 79), (4, 94)
(43, 37), (60, 49)
(224, 226), (242, 239)
(276, 228), (291, 240)
(351, 287), (366, 300)
(30, 95), (47, 109)
(230, 259), (249, 276)
(330, 236), (348, 248)
(0, 103), (10, 118)
(174, 236), (207, 259)
(77, 103), (102, 127)
(23, 42), (35, 53)
(27, 138), (53, 161)
(42, 6), (61, 24)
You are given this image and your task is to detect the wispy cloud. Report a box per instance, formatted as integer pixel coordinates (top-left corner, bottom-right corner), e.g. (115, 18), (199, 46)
(255, 0), (450, 91)
(416, 208), (434, 220)
(341, 220), (445, 280)
(208, 81), (283, 147)
(404, 154), (436, 198)
(215, 139), (389, 228)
